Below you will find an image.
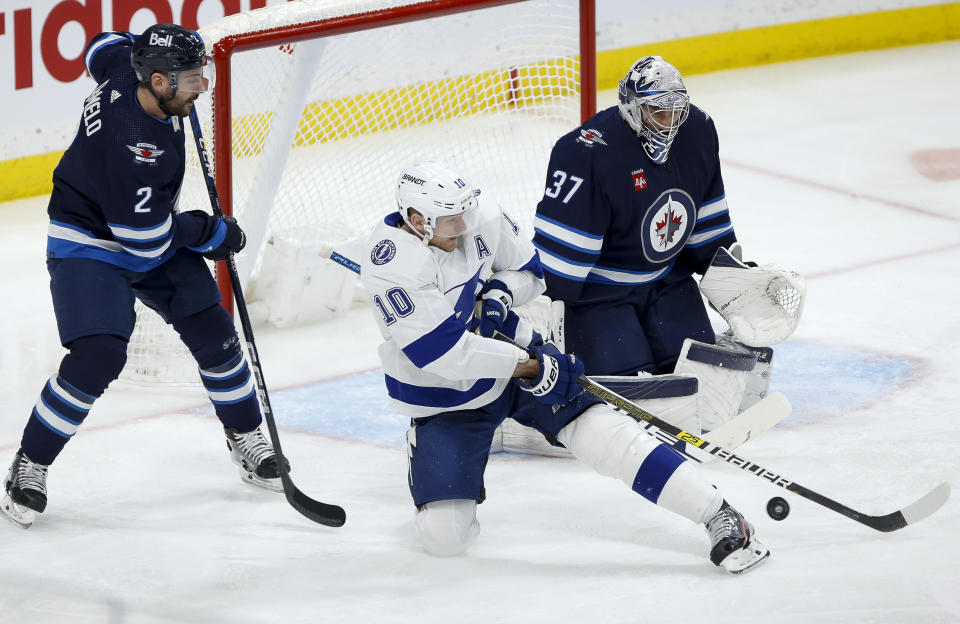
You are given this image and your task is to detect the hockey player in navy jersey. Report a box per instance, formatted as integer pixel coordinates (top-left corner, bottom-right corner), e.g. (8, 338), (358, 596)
(2, 24), (286, 529)
(533, 56), (737, 378)
(360, 160), (769, 574)
(522, 56), (808, 435)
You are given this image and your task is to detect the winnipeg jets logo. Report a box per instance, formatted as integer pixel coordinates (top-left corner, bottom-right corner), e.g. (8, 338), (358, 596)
(641, 189), (695, 263)
(577, 128), (607, 146)
(127, 143), (164, 165)
(654, 201), (684, 247)
(110, 90), (122, 103)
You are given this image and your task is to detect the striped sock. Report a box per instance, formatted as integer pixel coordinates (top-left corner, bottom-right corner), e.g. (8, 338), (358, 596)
(199, 351), (262, 433)
(20, 375), (98, 465)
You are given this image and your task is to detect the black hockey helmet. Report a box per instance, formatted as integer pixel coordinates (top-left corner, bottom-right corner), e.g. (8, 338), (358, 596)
(131, 23), (206, 91)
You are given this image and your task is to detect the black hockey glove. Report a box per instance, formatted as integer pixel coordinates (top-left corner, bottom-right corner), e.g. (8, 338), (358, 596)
(202, 216), (246, 261)
(517, 342), (584, 406)
(476, 279), (513, 339)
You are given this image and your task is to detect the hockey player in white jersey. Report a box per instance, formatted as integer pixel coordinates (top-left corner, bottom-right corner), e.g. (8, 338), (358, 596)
(360, 161), (770, 573)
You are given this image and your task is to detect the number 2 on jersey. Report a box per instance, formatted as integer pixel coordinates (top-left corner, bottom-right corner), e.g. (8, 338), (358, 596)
(134, 187), (152, 213)
(374, 287), (415, 325)
(544, 170), (583, 204)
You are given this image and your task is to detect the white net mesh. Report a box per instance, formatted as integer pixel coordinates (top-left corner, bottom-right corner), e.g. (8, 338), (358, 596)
(122, 0), (585, 384)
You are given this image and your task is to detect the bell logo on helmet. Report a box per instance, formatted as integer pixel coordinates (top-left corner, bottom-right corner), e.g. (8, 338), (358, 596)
(148, 32), (173, 47)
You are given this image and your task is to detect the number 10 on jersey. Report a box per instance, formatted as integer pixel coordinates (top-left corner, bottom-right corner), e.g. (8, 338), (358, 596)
(374, 287), (415, 325)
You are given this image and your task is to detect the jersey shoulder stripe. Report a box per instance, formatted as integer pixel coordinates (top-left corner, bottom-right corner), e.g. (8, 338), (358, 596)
(84, 32), (135, 82)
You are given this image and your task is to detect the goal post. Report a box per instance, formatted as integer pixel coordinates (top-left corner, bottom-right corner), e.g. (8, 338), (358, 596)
(122, 0), (596, 383)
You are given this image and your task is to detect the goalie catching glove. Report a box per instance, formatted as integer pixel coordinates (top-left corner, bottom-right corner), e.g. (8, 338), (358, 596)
(517, 342), (584, 405)
(699, 246), (806, 347)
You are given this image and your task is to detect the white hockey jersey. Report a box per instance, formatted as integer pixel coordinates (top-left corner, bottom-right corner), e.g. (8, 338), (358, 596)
(360, 199), (546, 417)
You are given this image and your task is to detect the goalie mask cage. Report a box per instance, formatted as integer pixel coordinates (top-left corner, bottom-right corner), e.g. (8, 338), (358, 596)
(121, 0), (596, 385)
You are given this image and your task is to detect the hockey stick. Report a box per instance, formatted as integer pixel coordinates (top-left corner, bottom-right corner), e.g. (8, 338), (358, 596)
(323, 241), (949, 530)
(188, 111), (346, 527)
(494, 332), (950, 532)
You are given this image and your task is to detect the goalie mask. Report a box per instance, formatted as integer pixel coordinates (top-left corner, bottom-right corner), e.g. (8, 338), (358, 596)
(396, 161), (480, 244)
(618, 56), (690, 165)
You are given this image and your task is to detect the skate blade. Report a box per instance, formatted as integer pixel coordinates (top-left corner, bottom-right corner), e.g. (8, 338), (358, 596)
(238, 467), (284, 493)
(1, 494), (37, 529)
(722, 538), (770, 575)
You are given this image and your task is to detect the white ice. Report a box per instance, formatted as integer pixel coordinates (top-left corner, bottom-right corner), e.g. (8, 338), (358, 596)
(2, 42), (959, 624)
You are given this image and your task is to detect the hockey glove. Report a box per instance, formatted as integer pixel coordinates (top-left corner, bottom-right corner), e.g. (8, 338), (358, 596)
(202, 216), (247, 261)
(476, 280), (513, 339)
(518, 342), (584, 406)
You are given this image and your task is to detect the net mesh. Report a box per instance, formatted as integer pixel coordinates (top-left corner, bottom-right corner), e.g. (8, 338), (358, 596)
(122, 0), (584, 385)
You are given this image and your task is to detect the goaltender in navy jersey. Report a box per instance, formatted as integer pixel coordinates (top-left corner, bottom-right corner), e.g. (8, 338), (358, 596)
(533, 104), (736, 305)
(361, 198), (545, 417)
(47, 32), (215, 272)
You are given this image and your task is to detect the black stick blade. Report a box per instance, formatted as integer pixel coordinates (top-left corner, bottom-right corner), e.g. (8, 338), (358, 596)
(287, 484), (346, 527)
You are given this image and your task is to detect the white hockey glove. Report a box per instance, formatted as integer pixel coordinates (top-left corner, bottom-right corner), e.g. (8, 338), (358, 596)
(699, 246), (806, 347)
(476, 279), (513, 339)
(517, 343), (584, 405)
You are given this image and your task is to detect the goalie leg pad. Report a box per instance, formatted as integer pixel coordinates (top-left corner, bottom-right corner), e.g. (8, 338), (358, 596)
(716, 333), (774, 412)
(414, 499), (480, 557)
(673, 338), (756, 433)
(557, 405), (724, 524)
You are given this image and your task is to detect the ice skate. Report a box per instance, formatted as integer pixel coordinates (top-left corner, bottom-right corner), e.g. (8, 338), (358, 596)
(2, 449), (49, 529)
(224, 427), (289, 492)
(704, 500), (769, 574)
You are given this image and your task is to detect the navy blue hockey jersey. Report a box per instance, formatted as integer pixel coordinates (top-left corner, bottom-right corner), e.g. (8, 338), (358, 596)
(46, 32), (217, 272)
(533, 105), (736, 305)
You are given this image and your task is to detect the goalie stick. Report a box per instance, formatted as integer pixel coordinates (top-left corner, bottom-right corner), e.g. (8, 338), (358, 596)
(494, 332), (950, 532)
(189, 111), (346, 528)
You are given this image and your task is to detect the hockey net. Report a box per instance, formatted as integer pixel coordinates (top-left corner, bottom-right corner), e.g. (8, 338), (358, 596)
(121, 0), (594, 385)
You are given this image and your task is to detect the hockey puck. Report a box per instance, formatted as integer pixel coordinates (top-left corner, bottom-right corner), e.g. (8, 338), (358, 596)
(766, 496), (790, 521)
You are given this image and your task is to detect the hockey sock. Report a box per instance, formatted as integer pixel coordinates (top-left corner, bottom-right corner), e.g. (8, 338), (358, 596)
(20, 334), (127, 465)
(175, 305), (261, 433)
(198, 350), (261, 432)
